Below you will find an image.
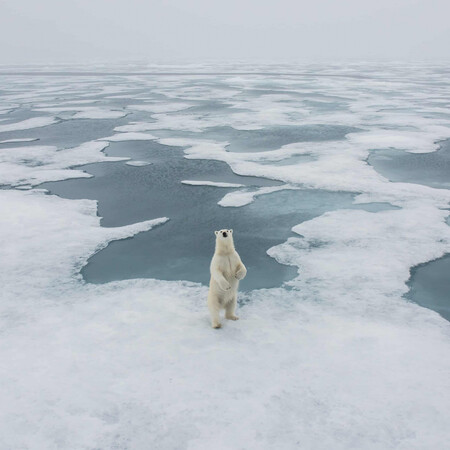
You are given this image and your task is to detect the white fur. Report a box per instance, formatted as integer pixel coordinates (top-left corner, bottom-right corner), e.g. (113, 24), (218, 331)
(207, 229), (247, 328)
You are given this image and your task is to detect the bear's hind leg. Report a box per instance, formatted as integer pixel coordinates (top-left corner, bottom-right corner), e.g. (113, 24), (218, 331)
(225, 296), (239, 321)
(208, 298), (222, 329)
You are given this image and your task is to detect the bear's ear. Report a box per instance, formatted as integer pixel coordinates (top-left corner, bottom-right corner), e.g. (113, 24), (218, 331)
(229, 229), (233, 234)
(214, 230), (219, 236)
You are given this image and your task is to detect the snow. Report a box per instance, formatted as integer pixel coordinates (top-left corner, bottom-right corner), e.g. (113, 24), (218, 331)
(0, 138), (38, 144)
(0, 117), (58, 133)
(127, 102), (193, 113)
(218, 185), (298, 207)
(98, 132), (157, 142)
(269, 207), (450, 305)
(0, 141), (127, 186)
(125, 160), (152, 166)
(35, 106), (127, 119)
(348, 127), (450, 154)
(114, 122), (156, 132)
(181, 180), (244, 188)
(73, 109), (127, 119)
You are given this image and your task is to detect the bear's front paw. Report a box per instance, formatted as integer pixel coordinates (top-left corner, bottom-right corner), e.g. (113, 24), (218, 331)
(235, 269), (246, 280)
(219, 281), (231, 291)
(212, 321), (222, 329)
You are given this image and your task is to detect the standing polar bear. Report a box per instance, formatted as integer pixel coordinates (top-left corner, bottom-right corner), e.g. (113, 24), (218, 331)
(208, 229), (247, 328)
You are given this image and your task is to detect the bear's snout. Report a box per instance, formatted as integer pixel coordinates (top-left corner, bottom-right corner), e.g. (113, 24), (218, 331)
(222, 231), (228, 238)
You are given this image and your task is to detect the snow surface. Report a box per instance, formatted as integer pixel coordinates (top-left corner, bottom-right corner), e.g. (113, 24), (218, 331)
(181, 180), (244, 188)
(114, 122), (157, 132)
(35, 106), (127, 119)
(1, 63), (450, 449)
(0, 138), (38, 144)
(125, 160), (152, 166)
(0, 117), (58, 133)
(127, 102), (193, 113)
(348, 127), (450, 154)
(0, 141), (127, 186)
(218, 185), (298, 207)
(98, 132), (157, 142)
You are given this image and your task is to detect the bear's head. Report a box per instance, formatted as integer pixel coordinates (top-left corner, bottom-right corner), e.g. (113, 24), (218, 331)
(214, 229), (234, 251)
(215, 229), (233, 240)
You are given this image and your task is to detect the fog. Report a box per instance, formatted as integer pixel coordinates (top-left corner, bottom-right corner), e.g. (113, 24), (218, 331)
(1, 0), (449, 63)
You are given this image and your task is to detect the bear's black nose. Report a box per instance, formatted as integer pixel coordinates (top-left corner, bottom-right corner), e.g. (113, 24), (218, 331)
(222, 231), (228, 238)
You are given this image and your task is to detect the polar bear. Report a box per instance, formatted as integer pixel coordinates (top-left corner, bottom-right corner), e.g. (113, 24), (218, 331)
(208, 229), (247, 328)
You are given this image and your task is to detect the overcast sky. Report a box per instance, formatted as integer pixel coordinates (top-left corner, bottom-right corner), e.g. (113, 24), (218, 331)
(1, 0), (449, 64)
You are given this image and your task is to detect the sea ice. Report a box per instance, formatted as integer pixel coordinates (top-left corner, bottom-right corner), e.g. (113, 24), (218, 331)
(218, 185), (298, 207)
(348, 127), (450, 154)
(125, 160), (152, 166)
(127, 102), (193, 113)
(0, 138), (38, 144)
(98, 132), (157, 142)
(181, 180), (244, 188)
(34, 106), (127, 119)
(114, 122), (156, 132)
(0, 141), (127, 186)
(0, 117), (58, 133)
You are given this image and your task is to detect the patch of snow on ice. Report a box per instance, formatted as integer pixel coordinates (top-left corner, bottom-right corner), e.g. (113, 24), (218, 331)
(127, 102), (193, 113)
(181, 180), (244, 188)
(125, 160), (152, 166)
(218, 185), (299, 207)
(34, 106), (127, 119)
(114, 122), (156, 132)
(348, 127), (450, 154)
(0, 138), (38, 144)
(98, 132), (157, 142)
(0, 141), (127, 186)
(0, 117), (58, 133)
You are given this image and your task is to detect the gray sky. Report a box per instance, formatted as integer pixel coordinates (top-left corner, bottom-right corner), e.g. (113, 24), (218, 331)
(1, 0), (449, 63)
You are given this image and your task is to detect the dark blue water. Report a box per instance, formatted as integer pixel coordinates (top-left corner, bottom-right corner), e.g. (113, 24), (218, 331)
(368, 139), (450, 189)
(407, 255), (450, 321)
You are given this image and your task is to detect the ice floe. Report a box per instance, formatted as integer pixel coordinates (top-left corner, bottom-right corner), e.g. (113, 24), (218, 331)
(348, 127), (450, 154)
(114, 122), (156, 132)
(0, 117), (58, 133)
(218, 185), (299, 207)
(0, 141), (127, 186)
(125, 160), (152, 166)
(0, 138), (38, 144)
(127, 102), (193, 113)
(181, 180), (244, 188)
(34, 106), (127, 119)
(98, 132), (157, 142)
